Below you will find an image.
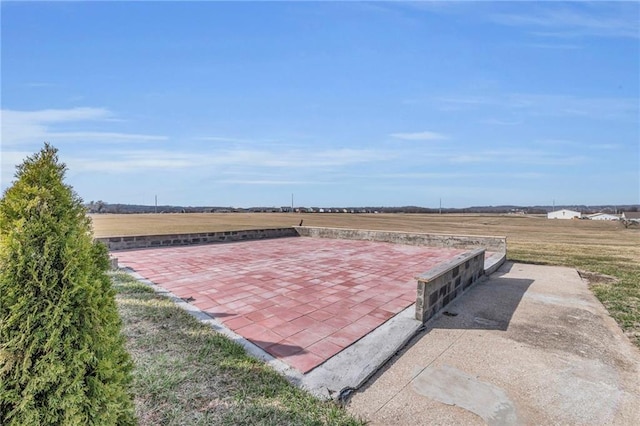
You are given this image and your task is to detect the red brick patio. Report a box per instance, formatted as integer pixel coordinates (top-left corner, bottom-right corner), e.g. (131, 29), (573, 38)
(115, 237), (466, 373)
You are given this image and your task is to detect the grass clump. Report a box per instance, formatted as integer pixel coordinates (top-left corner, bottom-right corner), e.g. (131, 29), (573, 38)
(112, 271), (363, 425)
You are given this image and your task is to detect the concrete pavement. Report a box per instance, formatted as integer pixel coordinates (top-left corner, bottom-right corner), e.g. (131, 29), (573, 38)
(347, 262), (640, 425)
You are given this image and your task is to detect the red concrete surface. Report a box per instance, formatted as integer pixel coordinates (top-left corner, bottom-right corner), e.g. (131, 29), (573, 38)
(115, 237), (466, 373)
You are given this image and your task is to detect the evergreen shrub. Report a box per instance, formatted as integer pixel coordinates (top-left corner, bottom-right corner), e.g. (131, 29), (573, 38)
(0, 144), (135, 425)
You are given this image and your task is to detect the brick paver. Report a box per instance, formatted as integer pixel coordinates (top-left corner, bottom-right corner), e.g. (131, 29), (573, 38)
(116, 237), (465, 373)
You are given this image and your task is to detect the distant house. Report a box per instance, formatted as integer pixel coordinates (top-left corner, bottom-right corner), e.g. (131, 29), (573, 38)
(621, 212), (640, 222)
(547, 209), (581, 219)
(587, 213), (620, 221)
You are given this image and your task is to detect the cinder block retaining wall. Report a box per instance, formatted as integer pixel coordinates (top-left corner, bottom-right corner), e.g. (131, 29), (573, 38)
(294, 226), (506, 253)
(415, 248), (485, 323)
(99, 226), (506, 254)
(97, 227), (298, 251)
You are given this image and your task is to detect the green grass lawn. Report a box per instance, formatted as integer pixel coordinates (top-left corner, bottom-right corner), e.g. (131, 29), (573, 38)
(112, 272), (364, 426)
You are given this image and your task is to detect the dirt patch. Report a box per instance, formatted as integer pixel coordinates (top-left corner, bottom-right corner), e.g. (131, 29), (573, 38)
(507, 307), (633, 371)
(577, 270), (619, 287)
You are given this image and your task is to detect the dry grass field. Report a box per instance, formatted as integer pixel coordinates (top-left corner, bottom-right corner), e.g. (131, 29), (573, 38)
(90, 211), (633, 245)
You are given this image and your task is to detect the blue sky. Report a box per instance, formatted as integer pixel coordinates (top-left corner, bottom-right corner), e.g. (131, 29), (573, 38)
(1, 1), (638, 208)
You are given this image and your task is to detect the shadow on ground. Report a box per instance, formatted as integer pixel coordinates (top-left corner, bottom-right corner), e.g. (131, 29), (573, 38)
(354, 262), (533, 396)
(435, 271), (534, 331)
(250, 340), (306, 358)
(204, 311), (236, 318)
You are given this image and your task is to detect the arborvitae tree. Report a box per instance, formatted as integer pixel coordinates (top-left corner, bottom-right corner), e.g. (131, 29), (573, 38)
(0, 144), (135, 425)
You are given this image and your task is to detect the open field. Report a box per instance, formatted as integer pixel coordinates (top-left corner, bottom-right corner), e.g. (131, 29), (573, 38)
(99, 213), (639, 423)
(90, 212), (635, 247)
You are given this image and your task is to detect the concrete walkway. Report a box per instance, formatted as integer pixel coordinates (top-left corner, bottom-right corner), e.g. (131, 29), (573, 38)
(346, 262), (640, 425)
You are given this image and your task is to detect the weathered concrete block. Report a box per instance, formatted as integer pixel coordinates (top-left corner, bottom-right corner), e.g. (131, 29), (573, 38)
(109, 256), (118, 270)
(97, 227), (299, 251)
(294, 226), (506, 253)
(415, 248), (485, 323)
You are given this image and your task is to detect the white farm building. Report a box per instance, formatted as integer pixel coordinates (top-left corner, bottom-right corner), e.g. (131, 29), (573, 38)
(587, 213), (620, 221)
(547, 209), (581, 220)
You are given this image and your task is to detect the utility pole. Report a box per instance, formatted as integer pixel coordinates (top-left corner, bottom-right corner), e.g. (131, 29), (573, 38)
(155, 195), (158, 214)
(439, 198), (442, 215)
(291, 193), (294, 212)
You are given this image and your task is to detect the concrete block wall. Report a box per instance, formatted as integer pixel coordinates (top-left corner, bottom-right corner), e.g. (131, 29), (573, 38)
(294, 226), (506, 253)
(97, 228), (298, 251)
(415, 248), (485, 323)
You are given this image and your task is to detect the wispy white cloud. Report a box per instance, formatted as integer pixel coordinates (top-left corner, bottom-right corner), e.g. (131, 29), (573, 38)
(434, 94), (638, 120)
(69, 151), (195, 172)
(395, 2), (637, 40)
(1, 107), (166, 146)
(64, 147), (391, 174)
(588, 143), (622, 151)
(531, 139), (621, 152)
(300, 148), (391, 166)
(392, 1), (477, 16)
(524, 43), (582, 50)
(209, 148), (389, 169)
(390, 131), (449, 141)
(48, 132), (167, 142)
(478, 118), (522, 126)
(194, 136), (276, 143)
(380, 171), (545, 180)
(218, 179), (324, 186)
(491, 4), (639, 39)
(25, 82), (57, 88)
(534, 139), (579, 147)
(195, 136), (261, 143)
(6, 107), (111, 123)
(435, 96), (491, 109)
(448, 148), (588, 166)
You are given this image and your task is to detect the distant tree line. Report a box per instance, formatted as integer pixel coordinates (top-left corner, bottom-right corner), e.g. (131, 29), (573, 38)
(85, 202), (639, 215)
